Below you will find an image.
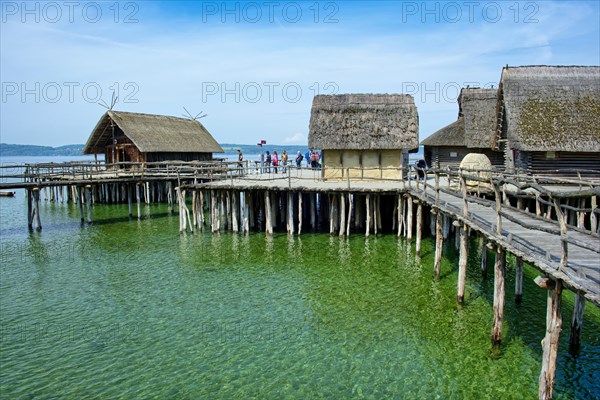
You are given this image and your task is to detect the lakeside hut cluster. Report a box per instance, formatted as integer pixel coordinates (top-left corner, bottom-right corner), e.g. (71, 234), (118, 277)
(4, 64), (599, 400)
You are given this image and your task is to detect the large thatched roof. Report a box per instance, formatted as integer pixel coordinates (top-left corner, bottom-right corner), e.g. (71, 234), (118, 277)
(420, 117), (465, 146)
(499, 65), (600, 152)
(460, 88), (498, 148)
(83, 111), (224, 154)
(308, 94), (419, 150)
(421, 87), (497, 148)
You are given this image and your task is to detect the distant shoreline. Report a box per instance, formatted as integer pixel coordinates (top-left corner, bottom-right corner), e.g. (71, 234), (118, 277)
(0, 143), (310, 157)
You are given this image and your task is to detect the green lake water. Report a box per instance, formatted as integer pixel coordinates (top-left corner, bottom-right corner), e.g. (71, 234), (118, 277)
(1, 192), (599, 399)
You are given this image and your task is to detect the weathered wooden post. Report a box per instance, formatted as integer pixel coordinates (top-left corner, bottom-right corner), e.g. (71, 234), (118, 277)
(491, 246), (506, 346)
(33, 188), (42, 231)
(78, 186), (85, 222)
(457, 224), (468, 303)
(406, 196), (413, 241)
(232, 191), (239, 233)
(136, 183), (142, 219)
(515, 258), (524, 303)
(536, 276), (562, 400)
(287, 191), (295, 235)
(569, 291), (585, 354)
(480, 237), (488, 277)
(339, 193), (346, 237)
(85, 185), (92, 223)
(27, 189), (33, 229)
(365, 194), (371, 238)
(265, 190), (273, 235)
(416, 202), (423, 255)
(591, 195), (598, 233)
(297, 193), (303, 234)
(434, 211), (443, 277)
(397, 195), (404, 238)
(127, 184), (133, 217)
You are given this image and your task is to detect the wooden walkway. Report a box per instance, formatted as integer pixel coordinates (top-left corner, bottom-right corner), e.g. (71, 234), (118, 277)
(418, 188), (600, 305)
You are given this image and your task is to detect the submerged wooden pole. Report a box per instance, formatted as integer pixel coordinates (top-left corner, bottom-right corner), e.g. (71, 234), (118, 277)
(136, 183), (142, 219)
(339, 193), (346, 237)
(434, 211), (443, 277)
(515, 258), (524, 304)
(406, 196), (413, 241)
(569, 291), (585, 354)
(298, 193), (303, 235)
(27, 189), (33, 229)
(287, 191), (294, 235)
(416, 202), (423, 255)
(396, 194), (403, 237)
(365, 194), (371, 238)
(78, 187), (85, 222)
(85, 186), (92, 223)
(346, 193), (353, 236)
(265, 191), (273, 235)
(537, 277), (562, 400)
(457, 224), (468, 303)
(491, 247), (506, 347)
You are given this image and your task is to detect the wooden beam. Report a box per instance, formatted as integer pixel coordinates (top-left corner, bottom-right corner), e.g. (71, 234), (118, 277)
(569, 290), (585, 354)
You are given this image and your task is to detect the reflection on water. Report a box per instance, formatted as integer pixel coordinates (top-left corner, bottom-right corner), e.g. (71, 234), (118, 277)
(0, 196), (599, 399)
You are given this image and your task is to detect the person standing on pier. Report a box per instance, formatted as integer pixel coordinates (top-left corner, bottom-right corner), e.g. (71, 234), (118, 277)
(295, 151), (303, 168)
(281, 150), (288, 173)
(272, 151), (279, 174)
(237, 149), (244, 175)
(305, 149), (311, 168)
(265, 151), (271, 173)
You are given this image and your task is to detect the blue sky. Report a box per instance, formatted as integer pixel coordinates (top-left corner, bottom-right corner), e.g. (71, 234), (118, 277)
(1, 0), (599, 146)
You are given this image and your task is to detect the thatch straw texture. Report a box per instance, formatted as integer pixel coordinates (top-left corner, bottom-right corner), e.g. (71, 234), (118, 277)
(460, 88), (498, 148)
(308, 94), (419, 150)
(84, 111), (224, 154)
(421, 117), (464, 146)
(500, 66), (600, 152)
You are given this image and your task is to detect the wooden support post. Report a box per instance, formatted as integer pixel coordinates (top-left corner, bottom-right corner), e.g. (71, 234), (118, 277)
(27, 189), (33, 229)
(416, 202), (423, 255)
(199, 190), (205, 228)
(310, 193), (316, 231)
(136, 183), (142, 219)
(569, 291), (585, 354)
(536, 194), (542, 217)
(145, 182), (150, 204)
(553, 198), (568, 271)
(339, 193), (346, 237)
(457, 224), (468, 303)
(85, 186), (92, 223)
(329, 194), (336, 235)
(397, 195), (404, 237)
(346, 193), (352, 236)
(515, 258), (524, 304)
(297, 193), (303, 234)
(406, 196), (413, 241)
(168, 182), (173, 213)
(365, 194), (371, 238)
(591, 196), (597, 234)
(480, 237), (488, 277)
(127, 184), (133, 217)
(375, 195), (381, 235)
(538, 278), (562, 400)
(243, 192), (250, 234)
(225, 191), (231, 231)
(287, 191), (294, 235)
(434, 212), (443, 277)
(265, 191), (273, 235)
(32, 188), (42, 231)
(78, 187), (85, 222)
(491, 247), (506, 346)
(232, 191), (239, 233)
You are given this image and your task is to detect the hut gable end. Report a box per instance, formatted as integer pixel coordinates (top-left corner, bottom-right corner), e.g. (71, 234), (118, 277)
(308, 94), (419, 150)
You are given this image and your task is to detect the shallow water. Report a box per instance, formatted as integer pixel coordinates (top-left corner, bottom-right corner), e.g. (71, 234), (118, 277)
(0, 190), (598, 399)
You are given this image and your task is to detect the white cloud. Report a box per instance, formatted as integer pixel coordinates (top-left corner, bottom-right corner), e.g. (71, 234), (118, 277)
(283, 133), (306, 144)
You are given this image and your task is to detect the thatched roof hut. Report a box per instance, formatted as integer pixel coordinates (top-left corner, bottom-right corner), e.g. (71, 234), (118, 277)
(308, 94), (419, 150)
(83, 111), (223, 163)
(496, 65), (600, 152)
(422, 88), (502, 169)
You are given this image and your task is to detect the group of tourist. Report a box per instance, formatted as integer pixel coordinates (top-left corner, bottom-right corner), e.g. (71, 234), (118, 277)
(236, 148), (322, 174)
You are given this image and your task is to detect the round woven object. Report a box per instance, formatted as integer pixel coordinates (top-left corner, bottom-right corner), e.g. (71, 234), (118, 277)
(459, 153), (493, 190)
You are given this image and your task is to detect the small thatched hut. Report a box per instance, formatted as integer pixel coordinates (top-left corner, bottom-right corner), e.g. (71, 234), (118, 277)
(308, 94), (419, 179)
(495, 65), (600, 172)
(83, 111), (224, 164)
(422, 88), (503, 169)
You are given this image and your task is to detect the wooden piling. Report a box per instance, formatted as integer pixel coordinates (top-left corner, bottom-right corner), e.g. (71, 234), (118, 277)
(569, 291), (585, 353)
(265, 191), (273, 235)
(127, 184), (133, 217)
(591, 196), (597, 233)
(287, 191), (294, 235)
(434, 211), (443, 277)
(406, 196), (413, 241)
(78, 187), (85, 222)
(27, 189), (33, 229)
(136, 183), (142, 219)
(538, 278), (562, 400)
(457, 224), (468, 303)
(346, 193), (353, 236)
(85, 186), (92, 223)
(416, 202), (423, 255)
(491, 247), (506, 346)
(480, 237), (488, 277)
(298, 193), (303, 234)
(365, 194), (371, 238)
(515, 258), (524, 304)
(396, 194), (403, 237)
(232, 191), (239, 233)
(339, 193), (346, 237)
(310, 193), (316, 231)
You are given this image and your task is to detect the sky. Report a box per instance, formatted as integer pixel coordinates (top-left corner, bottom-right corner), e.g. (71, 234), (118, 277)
(1, 0), (599, 147)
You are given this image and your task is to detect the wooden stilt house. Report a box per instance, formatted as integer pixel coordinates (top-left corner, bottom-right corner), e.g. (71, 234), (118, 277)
(83, 111), (224, 165)
(494, 65), (600, 173)
(308, 94), (419, 180)
(422, 88), (503, 169)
